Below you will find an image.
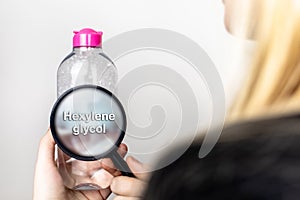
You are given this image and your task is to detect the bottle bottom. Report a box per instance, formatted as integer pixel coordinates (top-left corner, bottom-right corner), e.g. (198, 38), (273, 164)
(72, 183), (101, 190)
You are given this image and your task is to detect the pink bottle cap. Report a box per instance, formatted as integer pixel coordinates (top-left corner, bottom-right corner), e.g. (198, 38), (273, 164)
(73, 28), (103, 47)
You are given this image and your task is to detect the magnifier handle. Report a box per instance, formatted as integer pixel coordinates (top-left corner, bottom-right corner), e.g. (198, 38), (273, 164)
(110, 151), (136, 178)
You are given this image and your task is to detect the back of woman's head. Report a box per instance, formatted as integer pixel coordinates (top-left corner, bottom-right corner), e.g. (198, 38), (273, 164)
(229, 0), (300, 120)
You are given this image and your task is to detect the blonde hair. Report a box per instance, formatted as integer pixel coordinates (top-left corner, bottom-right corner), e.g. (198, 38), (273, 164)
(229, 0), (300, 121)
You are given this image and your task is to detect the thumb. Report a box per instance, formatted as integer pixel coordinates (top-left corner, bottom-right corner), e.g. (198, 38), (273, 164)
(37, 129), (56, 167)
(126, 156), (149, 181)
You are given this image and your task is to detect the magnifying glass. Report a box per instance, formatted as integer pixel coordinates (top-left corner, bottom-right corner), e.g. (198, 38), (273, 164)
(50, 84), (135, 178)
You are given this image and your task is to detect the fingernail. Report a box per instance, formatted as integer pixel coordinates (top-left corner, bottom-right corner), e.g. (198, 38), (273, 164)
(91, 168), (114, 189)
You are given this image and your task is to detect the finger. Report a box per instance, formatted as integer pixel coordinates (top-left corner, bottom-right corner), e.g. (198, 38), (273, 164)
(117, 143), (128, 157)
(126, 156), (150, 181)
(101, 161), (122, 177)
(102, 143), (128, 175)
(102, 143), (128, 167)
(91, 168), (114, 189)
(34, 129), (65, 199)
(37, 129), (56, 167)
(111, 176), (147, 197)
(114, 196), (141, 200)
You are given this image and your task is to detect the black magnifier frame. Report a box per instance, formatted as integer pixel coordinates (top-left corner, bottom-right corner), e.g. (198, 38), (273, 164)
(50, 84), (135, 177)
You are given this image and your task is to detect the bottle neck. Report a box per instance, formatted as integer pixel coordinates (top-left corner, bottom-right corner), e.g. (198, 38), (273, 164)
(73, 46), (103, 54)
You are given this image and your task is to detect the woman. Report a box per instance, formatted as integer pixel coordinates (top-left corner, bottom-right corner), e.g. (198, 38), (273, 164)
(34, 0), (300, 199)
(143, 1), (300, 199)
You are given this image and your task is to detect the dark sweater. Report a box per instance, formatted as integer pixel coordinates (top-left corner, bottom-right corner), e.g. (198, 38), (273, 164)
(144, 113), (300, 200)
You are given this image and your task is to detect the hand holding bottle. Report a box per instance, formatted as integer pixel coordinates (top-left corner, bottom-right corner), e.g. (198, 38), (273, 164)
(111, 156), (149, 200)
(33, 129), (128, 200)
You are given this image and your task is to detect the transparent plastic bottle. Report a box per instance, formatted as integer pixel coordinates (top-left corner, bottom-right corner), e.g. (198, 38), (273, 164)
(56, 28), (117, 190)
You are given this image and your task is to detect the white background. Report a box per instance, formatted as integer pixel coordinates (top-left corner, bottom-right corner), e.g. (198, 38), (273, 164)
(0, 0), (250, 199)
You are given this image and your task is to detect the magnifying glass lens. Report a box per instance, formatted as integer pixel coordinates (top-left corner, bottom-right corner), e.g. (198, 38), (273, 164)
(50, 85), (134, 190)
(51, 85), (126, 160)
